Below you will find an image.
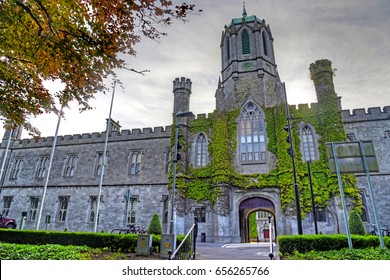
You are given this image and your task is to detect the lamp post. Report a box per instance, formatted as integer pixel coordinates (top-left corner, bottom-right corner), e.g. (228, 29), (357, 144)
(283, 83), (303, 235)
(169, 111), (193, 235)
(307, 161), (318, 234)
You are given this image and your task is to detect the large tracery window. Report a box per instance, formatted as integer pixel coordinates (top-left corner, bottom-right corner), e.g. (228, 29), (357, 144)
(300, 123), (319, 162)
(195, 133), (207, 167)
(239, 102), (266, 162)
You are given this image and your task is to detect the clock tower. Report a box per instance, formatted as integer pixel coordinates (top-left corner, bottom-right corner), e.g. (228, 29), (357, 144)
(217, 5), (284, 110)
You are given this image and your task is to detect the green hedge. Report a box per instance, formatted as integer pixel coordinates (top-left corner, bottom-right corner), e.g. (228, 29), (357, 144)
(285, 247), (390, 260)
(278, 234), (389, 255)
(0, 229), (185, 253)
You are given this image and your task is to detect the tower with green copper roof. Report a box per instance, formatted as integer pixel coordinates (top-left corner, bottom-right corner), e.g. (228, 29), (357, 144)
(217, 5), (283, 111)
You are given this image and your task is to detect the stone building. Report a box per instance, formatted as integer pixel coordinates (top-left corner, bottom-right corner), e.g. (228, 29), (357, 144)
(1, 9), (389, 242)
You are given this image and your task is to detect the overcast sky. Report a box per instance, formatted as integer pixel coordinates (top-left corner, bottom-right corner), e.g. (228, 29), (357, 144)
(2, 0), (390, 139)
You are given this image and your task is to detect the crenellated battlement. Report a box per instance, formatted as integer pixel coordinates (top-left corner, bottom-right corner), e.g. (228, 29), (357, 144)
(173, 77), (192, 91)
(342, 106), (390, 123)
(11, 126), (172, 148)
(309, 59), (334, 79)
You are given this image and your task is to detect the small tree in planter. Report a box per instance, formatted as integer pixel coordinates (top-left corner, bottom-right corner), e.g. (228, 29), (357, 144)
(348, 210), (365, 235)
(148, 213), (162, 235)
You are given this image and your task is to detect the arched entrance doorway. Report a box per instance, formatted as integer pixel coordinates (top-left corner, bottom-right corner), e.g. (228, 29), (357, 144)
(239, 197), (276, 243)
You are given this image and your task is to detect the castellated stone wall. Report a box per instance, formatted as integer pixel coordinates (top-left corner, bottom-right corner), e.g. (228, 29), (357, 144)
(3, 126), (172, 186)
(342, 106), (390, 228)
(0, 126), (173, 232)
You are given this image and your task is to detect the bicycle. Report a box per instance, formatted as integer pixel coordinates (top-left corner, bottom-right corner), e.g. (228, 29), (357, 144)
(369, 223), (390, 236)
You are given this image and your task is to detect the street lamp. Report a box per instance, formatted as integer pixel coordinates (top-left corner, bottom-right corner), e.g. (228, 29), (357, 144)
(283, 83), (303, 235)
(169, 111), (193, 235)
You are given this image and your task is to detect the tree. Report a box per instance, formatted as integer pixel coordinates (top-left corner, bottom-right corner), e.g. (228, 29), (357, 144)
(348, 209), (365, 235)
(0, 0), (199, 134)
(249, 212), (258, 240)
(147, 213), (162, 235)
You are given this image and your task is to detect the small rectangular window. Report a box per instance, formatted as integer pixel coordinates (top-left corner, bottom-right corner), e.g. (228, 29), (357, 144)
(63, 154), (77, 177)
(56, 196), (70, 222)
(1, 196), (13, 217)
(315, 207), (327, 222)
(95, 152), (105, 176)
(88, 196), (97, 223)
(35, 156), (49, 178)
(194, 207), (206, 223)
(125, 195), (138, 224)
(9, 157), (23, 180)
(28, 196), (40, 221)
(129, 151), (142, 175)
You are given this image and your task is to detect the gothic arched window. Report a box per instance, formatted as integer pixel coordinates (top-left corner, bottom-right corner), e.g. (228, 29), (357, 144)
(262, 31), (269, 56)
(239, 102), (266, 162)
(195, 133), (207, 167)
(300, 123), (319, 162)
(242, 29), (250, 54)
(130, 151), (142, 175)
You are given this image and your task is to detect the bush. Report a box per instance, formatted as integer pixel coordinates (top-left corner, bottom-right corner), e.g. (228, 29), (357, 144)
(285, 247), (390, 260)
(147, 213), (162, 235)
(348, 210), (365, 235)
(278, 234), (390, 255)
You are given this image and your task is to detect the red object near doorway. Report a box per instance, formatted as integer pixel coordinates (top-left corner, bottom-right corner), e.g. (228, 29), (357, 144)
(263, 229), (269, 239)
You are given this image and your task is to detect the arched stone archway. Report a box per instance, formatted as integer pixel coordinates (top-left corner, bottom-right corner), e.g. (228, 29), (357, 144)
(239, 197), (276, 243)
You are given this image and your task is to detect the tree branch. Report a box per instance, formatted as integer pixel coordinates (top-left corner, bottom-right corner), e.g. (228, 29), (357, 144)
(14, 0), (44, 36)
(33, 0), (56, 35)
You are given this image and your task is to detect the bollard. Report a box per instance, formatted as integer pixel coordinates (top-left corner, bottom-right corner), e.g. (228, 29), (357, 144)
(268, 215), (274, 260)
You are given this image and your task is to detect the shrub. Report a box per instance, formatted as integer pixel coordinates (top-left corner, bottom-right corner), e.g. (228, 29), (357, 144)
(147, 213), (162, 235)
(349, 210), (365, 235)
(286, 247), (390, 260)
(278, 234), (389, 255)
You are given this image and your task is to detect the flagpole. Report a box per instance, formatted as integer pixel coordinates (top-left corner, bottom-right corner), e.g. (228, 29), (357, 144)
(36, 109), (63, 230)
(94, 80), (116, 232)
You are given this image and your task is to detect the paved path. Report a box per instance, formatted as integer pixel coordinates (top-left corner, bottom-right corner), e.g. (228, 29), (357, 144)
(195, 242), (279, 260)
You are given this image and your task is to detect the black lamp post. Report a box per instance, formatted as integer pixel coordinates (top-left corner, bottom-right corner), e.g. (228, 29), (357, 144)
(283, 83), (303, 235)
(307, 161), (318, 234)
(169, 111), (193, 235)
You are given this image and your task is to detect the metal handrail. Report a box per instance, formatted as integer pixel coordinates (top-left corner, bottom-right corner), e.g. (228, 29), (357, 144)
(169, 217), (198, 260)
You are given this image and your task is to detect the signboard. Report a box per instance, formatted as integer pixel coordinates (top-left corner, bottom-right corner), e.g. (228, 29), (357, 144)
(326, 141), (379, 173)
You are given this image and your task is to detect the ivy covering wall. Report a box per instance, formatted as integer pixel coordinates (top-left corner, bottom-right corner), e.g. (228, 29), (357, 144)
(169, 59), (362, 216)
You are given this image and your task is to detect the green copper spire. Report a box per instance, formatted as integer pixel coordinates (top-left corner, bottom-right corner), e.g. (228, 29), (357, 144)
(242, 1), (247, 17)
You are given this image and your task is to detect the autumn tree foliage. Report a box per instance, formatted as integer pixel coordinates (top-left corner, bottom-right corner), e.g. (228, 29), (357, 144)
(0, 0), (198, 134)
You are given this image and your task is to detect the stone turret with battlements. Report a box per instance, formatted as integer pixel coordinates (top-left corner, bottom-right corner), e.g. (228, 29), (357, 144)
(173, 77), (192, 115)
(309, 59), (339, 109)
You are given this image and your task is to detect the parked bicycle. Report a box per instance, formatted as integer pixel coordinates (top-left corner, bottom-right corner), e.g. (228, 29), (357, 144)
(111, 221), (147, 234)
(369, 223), (390, 236)
(126, 223), (146, 234)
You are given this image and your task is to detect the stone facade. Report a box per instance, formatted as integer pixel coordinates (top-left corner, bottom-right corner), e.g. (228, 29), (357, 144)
(1, 10), (389, 242)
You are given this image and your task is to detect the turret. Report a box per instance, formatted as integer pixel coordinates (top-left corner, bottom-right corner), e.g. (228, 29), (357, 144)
(310, 59), (345, 141)
(105, 119), (121, 135)
(309, 59), (337, 105)
(173, 77), (192, 114)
